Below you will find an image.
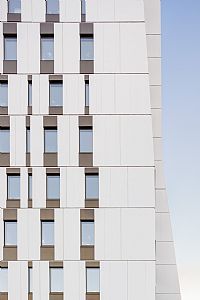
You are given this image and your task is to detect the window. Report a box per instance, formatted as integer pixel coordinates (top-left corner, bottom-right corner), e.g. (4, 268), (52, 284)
(4, 36), (17, 60)
(28, 268), (32, 293)
(49, 82), (63, 107)
(79, 128), (93, 153)
(8, 175), (20, 199)
(81, 221), (94, 246)
(47, 175), (60, 199)
(8, 0), (21, 13)
(0, 128), (10, 153)
(4, 221), (17, 246)
(41, 221), (54, 246)
(41, 36), (54, 60)
(86, 268), (100, 293)
(0, 268), (8, 292)
(44, 128), (57, 153)
(26, 127), (30, 153)
(81, 0), (86, 15)
(28, 81), (32, 106)
(80, 36), (94, 61)
(50, 268), (63, 293)
(0, 82), (8, 107)
(85, 174), (99, 199)
(46, 0), (59, 14)
(28, 174), (32, 199)
(85, 80), (89, 107)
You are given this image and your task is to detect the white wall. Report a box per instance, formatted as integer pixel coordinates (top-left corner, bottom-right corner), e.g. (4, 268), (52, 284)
(21, 0), (45, 22)
(32, 75), (49, 115)
(0, 0), (7, 21)
(32, 168), (46, 208)
(32, 261), (49, 300)
(0, 22), (3, 73)
(64, 261), (85, 300)
(8, 261), (28, 300)
(20, 167), (28, 208)
(10, 116), (26, 166)
(0, 209), (3, 260)
(60, 0), (81, 22)
(30, 116), (44, 166)
(8, 75), (28, 115)
(0, 168), (7, 208)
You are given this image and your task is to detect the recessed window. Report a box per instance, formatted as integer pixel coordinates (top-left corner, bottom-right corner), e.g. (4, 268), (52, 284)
(47, 175), (60, 200)
(41, 221), (54, 246)
(26, 127), (30, 153)
(41, 36), (54, 61)
(50, 268), (63, 293)
(46, 0), (59, 14)
(8, 175), (20, 199)
(49, 82), (63, 107)
(28, 268), (32, 293)
(0, 82), (8, 107)
(81, 221), (94, 246)
(28, 174), (32, 199)
(0, 268), (8, 292)
(28, 81), (32, 106)
(4, 221), (17, 246)
(85, 80), (89, 107)
(8, 0), (21, 13)
(0, 128), (10, 153)
(79, 128), (93, 153)
(85, 174), (99, 199)
(86, 268), (100, 293)
(4, 36), (17, 60)
(80, 36), (94, 61)
(44, 128), (57, 153)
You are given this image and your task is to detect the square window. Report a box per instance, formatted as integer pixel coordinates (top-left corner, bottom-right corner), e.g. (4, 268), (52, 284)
(50, 268), (63, 292)
(81, 221), (94, 246)
(0, 129), (10, 153)
(8, 175), (20, 199)
(85, 174), (99, 199)
(86, 268), (100, 293)
(79, 128), (93, 153)
(28, 174), (32, 199)
(4, 221), (17, 246)
(85, 81), (89, 107)
(28, 81), (32, 106)
(41, 36), (54, 60)
(46, 0), (59, 14)
(4, 36), (17, 60)
(47, 175), (60, 199)
(49, 82), (63, 107)
(0, 82), (8, 107)
(28, 268), (32, 293)
(8, 0), (21, 13)
(81, 36), (94, 61)
(0, 268), (8, 292)
(41, 221), (54, 246)
(44, 128), (57, 153)
(26, 127), (30, 153)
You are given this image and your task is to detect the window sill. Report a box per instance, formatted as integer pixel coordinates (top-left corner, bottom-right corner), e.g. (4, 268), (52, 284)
(6, 199), (20, 208)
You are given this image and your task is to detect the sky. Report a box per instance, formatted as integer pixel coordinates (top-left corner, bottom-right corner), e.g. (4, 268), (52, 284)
(162, 0), (200, 299)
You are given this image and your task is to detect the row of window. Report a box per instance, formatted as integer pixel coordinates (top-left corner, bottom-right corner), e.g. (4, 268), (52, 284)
(0, 265), (99, 293)
(0, 79), (89, 107)
(3, 220), (94, 246)
(3, 35), (94, 61)
(5, 173), (99, 200)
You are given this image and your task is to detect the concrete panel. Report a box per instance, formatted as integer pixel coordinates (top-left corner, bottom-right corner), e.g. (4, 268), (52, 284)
(55, 209), (64, 260)
(154, 137), (162, 161)
(147, 34), (161, 57)
(10, 116), (26, 166)
(115, 0), (144, 22)
(60, 0), (81, 22)
(27, 23), (40, 73)
(8, 262), (20, 300)
(152, 108), (162, 137)
(156, 190), (169, 213)
(150, 86), (162, 109)
(66, 167), (84, 208)
(20, 167), (28, 208)
(87, 0), (115, 22)
(156, 213), (173, 242)
(17, 23), (28, 74)
(155, 161), (165, 189)
(156, 265), (180, 294)
(8, 75), (28, 115)
(32, 168), (46, 208)
(156, 242), (177, 265)
(149, 58), (161, 85)
(30, 116), (44, 166)
(33, 261), (49, 300)
(64, 261), (85, 300)
(144, 0), (161, 34)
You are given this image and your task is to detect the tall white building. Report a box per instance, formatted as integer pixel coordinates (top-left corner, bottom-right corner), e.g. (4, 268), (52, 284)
(0, 0), (181, 299)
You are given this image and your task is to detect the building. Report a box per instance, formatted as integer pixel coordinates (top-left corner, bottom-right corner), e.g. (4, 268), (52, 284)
(0, 0), (181, 299)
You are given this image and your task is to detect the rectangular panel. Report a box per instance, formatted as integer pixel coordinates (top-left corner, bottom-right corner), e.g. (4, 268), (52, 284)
(32, 0), (46, 22)
(66, 167), (84, 208)
(30, 116), (43, 166)
(20, 167), (28, 208)
(10, 116), (26, 166)
(17, 23), (28, 73)
(0, 0), (7, 21)
(63, 23), (79, 73)
(32, 75), (49, 114)
(32, 168), (46, 208)
(27, 23), (40, 73)
(21, 0), (32, 21)
(8, 262), (21, 300)
(60, 0), (81, 22)
(18, 209), (28, 259)
(156, 265), (180, 294)
(149, 58), (161, 85)
(0, 168), (7, 208)
(8, 75), (28, 115)
(64, 261), (85, 300)
(0, 209), (3, 260)
(156, 242), (176, 265)
(87, 0), (115, 22)
(33, 262), (49, 300)
(54, 23), (63, 73)
(115, 0), (144, 21)
(144, 0), (161, 34)
(55, 209), (64, 260)
(156, 213), (173, 242)
(0, 23), (3, 73)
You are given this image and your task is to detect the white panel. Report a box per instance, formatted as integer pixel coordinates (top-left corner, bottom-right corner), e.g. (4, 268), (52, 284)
(0, 23), (3, 73)
(21, 0), (32, 21)
(156, 265), (180, 294)
(156, 213), (173, 242)
(66, 167), (84, 208)
(152, 108), (162, 137)
(149, 58), (161, 85)
(20, 168), (28, 208)
(10, 117), (16, 166)
(20, 261), (28, 300)
(54, 24), (63, 73)
(156, 295), (181, 300)
(8, 262), (20, 300)
(55, 209), (64, 260)
(60, 168), (67, 208)
(147, 34), (161, 58)
(154, 137), (162, 161)
(144, 0), (161, 34)
(18, 209), (28, 260)
(115, 0), (144, 21)
(150, 85), (161, 109)
(63, 24), (79, 73)
(155, 161), (165, 189)
(60, 0), (81, 22)
(87, 0), (115, 22)
(30, 116), (43, 166)
(33, 262), (49, 300)
(64, 261), (85, 300)
(8, 75), (28, 115)
(156, 190), (169, 213)
(32, 75), (49, 114)
(17, 23), (28, 73)
(63, 75), (85, 114)
(0, 0), (7, 21)
(0, 168), (7, 208)
(31, 0), (45, 22)
(27, 23), (40, 73)
(10, 116), (26, 166)
(0, 209), (3, 260)
(32, 168), (46, 208)
(156, 242), (176, 265)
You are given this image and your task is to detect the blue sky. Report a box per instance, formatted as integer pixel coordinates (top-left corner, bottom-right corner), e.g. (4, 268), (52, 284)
(162, 0), (200, 298)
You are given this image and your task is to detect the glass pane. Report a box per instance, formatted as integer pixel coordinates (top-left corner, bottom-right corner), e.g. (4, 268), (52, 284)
(8, 0), (21, 13)
(8, 175), (20, 199)
(47, 175), (60, 199)
(86, 268), (100, 292)
(0, 268), (8, 292)
(86, 175), (99, 199)
(85, 82), (89, 106)
(5, 222), (17, 246)
(81, 0), (86, 15)
(0, 130), (10, 153)
(82, 221), (94, 245)
(26, 128), (30, 153)
(80, 129), (93, 153)
(28, 268), (32, 293)
(47, 0), (59, 14)
(28, 82), (32, 106)
(4, 37), (17, 60)
(41, 37), (54, 60)
(28, 175), (32, 199)
(44, 129), (57, 152)
(81, 37), (94, 60)
(50, 82), (63, 106)
(0, 82), (8, 107)
(50, 268), (63, 292)
(42, 221), (54, 245)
